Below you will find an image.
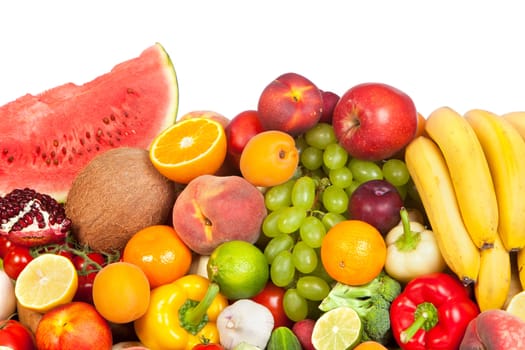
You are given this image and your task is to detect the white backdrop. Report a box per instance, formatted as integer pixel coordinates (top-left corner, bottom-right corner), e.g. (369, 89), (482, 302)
(1, 1), (524, 120)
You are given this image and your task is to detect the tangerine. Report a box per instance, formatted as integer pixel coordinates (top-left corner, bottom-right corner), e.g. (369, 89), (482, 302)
(92, 261), (150, 324)
(149, 117), (227, 184)
(320, 220), (386, 285)
(123, 225), (192, 288)
(239, 130), (299, 187)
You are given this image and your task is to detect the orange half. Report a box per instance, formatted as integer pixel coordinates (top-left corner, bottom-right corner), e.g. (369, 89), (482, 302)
(149, 117), (227, 183)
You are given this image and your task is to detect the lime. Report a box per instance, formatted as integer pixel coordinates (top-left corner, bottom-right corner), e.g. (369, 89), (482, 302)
(311, 306), (362, 350)
(207, 240), (269, 299)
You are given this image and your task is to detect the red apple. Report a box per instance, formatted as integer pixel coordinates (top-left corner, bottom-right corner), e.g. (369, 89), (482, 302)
(348, 179), (404, 234)
(332, 82), (418, 161)
(225, 110), (264, 169)
(257, 72), (323, 136)
(319, 90), (340, 124)
(35, 301), (112, 350)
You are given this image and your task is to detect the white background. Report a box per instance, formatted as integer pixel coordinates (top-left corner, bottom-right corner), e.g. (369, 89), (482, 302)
(1, 1), (524, 120)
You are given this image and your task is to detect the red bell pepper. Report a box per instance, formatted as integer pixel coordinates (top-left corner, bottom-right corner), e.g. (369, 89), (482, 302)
(390, 272), (479, 350)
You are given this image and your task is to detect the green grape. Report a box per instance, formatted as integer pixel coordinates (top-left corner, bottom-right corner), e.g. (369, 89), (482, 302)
(271, 250), (295, 287)
(264, 179), (295, 211)
(299, 216), (326, 248)
(322, 185), (349, 214)
(300, 146), (324, 170)
(395, 183), (408, 200)
(283, 288), (309, 322)
(277, 206), (307, 234)
(304, 123), (337, 150)
(296, 276), (330, 301)
(310, 252), (335, 284)
(321, 212), (346, 230)
(291, 176), (316, 209)
(348, 158), (383, 183)
(264, 233), (295, 264)
(323, 143), (348, 170)
(382, 158), (411, 186)
(262, 210), (285, 238)
(295, 134), (309, 155)
(292, 241), (318, 274)
(328, 166), (353, 188)
(345, 180), (362, 197)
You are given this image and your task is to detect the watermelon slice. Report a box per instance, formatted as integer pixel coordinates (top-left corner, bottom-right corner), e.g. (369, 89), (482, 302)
(0, 43), (178, 202)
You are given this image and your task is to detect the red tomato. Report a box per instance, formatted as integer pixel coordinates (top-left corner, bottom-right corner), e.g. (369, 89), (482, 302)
(0, 319), (36, 350)
(0, 236), (13, 259)
(225, 110), (264, 169)
(193, 343), (224, 350)
(251, 281), (293, 329)
(3, 246), (33, 280)
(73, 252), (106, 304)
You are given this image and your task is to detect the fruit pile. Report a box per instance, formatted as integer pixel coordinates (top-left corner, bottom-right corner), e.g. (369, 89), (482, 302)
(2, 43), (525, 350)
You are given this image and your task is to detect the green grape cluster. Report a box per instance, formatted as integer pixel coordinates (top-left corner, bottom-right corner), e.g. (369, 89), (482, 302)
(260, 122), (416, 322)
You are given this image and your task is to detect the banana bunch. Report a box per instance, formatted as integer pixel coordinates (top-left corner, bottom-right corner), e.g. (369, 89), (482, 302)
(405, 106), (525, 311)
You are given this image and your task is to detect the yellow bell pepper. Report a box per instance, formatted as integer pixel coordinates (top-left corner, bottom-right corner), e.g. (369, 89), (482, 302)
(134, 274), (229, 350)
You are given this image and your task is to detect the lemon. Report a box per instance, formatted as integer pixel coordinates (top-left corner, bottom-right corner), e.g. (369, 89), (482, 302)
(506, 290), (525, 322)
(207, 240), (269, 300)
(311, 306), (362, 350)
(15, 253), (78, 313)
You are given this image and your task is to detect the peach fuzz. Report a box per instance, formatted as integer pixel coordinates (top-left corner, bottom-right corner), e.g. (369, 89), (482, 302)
(172, 175), (267, 255)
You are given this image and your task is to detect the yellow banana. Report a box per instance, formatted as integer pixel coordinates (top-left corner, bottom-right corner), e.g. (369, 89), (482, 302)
(517, 248), (525, 290)
(405, 135), (480, 285)
(465, 109), (525, 251)
(425, 106), (498, 249)
(502, 111), (525, 140)
(474, 234), (511, 311)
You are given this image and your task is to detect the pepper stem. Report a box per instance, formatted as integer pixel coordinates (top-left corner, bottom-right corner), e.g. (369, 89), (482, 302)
(400, 302), (439, 343)
(179, 282), (220, 335)
(395, 207), (421, 252)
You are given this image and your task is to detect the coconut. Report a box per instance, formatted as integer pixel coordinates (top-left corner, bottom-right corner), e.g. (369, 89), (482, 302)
(65, 147), (177, 252)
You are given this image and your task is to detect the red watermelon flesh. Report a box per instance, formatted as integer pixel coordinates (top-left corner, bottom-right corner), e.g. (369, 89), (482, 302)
(0, 43), (178, 202)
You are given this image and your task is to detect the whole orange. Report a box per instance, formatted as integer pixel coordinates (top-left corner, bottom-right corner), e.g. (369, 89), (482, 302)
(320, 220), (386, 285)
(123, 225), (192, 288)
(239, 130), (299, 187)
(92, 261), (150, 324)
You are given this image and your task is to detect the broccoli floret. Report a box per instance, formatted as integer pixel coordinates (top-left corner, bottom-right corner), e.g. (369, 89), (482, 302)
(318, 271), (402, 345)
(361, 306), (393, 344)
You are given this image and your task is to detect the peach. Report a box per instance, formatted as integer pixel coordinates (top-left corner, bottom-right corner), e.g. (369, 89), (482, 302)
(459, 309), (525, 349)
(172, 175), (267, 255)
(177, 110), (230, 129)
(35, 301), (113, 350)
(257, 72), (323, 136)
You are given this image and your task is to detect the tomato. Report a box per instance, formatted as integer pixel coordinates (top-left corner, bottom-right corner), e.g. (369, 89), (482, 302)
(251, 281), (293, 329)
(73, 252), (106, 304)
(225, 109), (264, 169)
(0, 236), (13, 259)
(3, 246), (33, 280)
(0, 319), (36, 350)
(193, 343), (225, 350)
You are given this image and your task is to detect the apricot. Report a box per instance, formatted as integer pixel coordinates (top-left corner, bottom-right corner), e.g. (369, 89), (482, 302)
(172, 175), (267, 255)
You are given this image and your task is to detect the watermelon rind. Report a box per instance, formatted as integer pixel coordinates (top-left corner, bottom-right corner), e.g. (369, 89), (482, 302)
(0, 42), (179, 202)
